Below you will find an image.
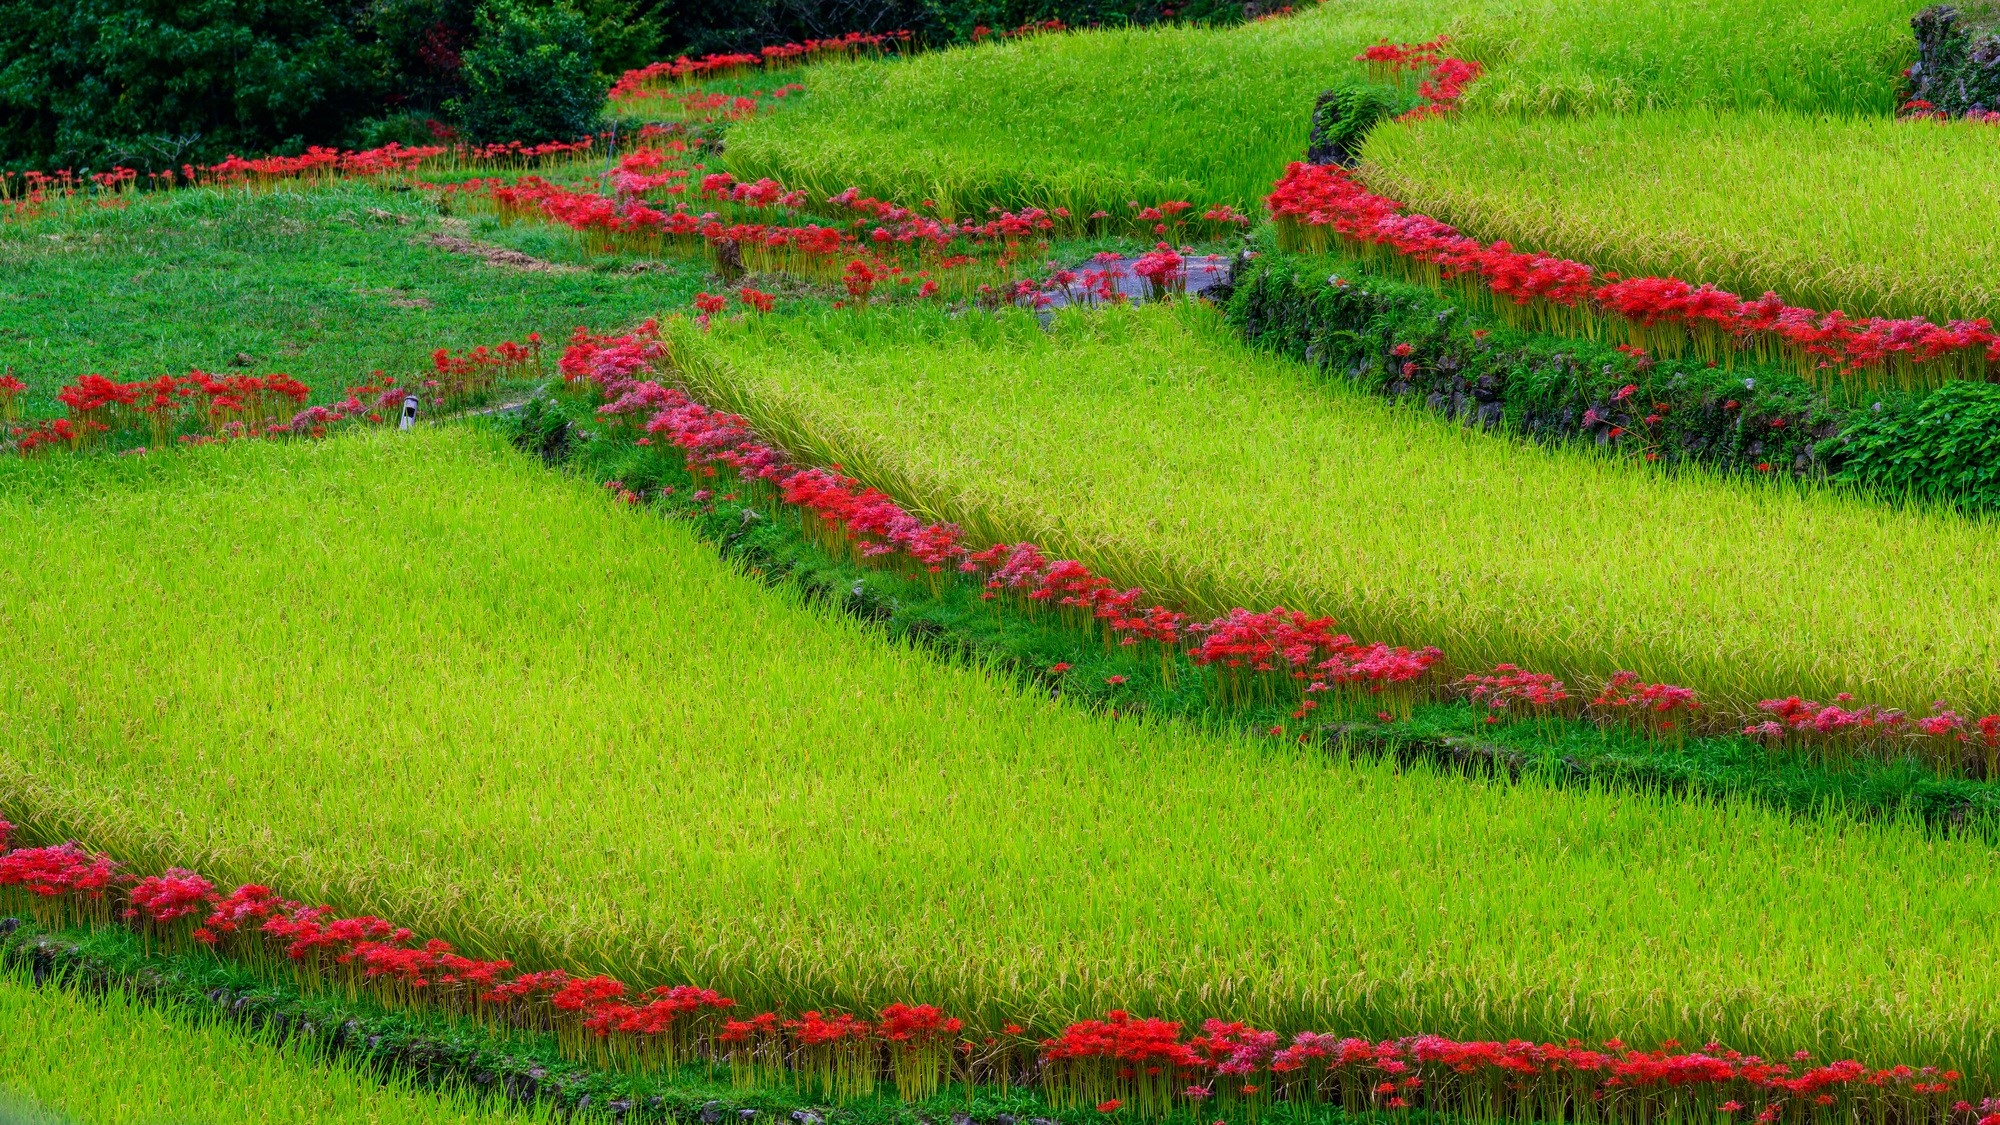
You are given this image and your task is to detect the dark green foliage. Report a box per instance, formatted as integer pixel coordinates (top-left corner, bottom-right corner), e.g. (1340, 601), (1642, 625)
(1304, 83), (1415, 166)
(1825, 380), (2000, 509)
(0, 0), (386, 172)
(448, 1), (607, 144)
(1910, 3), (2000, 115)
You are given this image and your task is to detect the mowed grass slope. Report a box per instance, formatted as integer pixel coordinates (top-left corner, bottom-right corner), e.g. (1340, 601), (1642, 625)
(0, 975), (536, 1125)
(0, 183), (704, 415)
(670, 303), (2000, 718)
(1361, 110), (2000, 322)
(7, 427), (2000, 1072)
(723, 0), (1917, 216)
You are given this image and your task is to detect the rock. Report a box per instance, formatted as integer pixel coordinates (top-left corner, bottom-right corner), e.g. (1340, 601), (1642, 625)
(700, 1100), (725, 1124)
(738, 1111), (758, 1122)
(791, 1112), (822, 1125)
(1912, 5), (2000, 116)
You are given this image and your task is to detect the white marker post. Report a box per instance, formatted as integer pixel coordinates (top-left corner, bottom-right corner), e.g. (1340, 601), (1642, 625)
(400, 394), (419, 431)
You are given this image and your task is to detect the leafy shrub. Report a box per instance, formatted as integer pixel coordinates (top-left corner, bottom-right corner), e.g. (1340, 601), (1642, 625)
(1304, 82), (1415, 166)
(1826, 381), (2000, 511)
(448, 0), (608, 144)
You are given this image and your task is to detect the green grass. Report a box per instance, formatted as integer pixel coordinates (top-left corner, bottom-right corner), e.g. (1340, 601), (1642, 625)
(723, 3), (1451, 216)
(721, 0), (1917, 218)
(0, 182), (706, 415)
(9, 427), (2000, 1074)
(0, 973), (531, 1125)
(668, 301), (2000, 720)
(1360, 109), (2000, 322)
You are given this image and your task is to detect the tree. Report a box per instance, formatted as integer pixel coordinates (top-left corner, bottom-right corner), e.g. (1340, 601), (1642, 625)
(449, 0), (607, 145)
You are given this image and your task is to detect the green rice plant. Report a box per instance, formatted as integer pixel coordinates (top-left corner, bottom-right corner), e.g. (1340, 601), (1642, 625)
(666, 301), (2000, 723)
(722, 2), (1459, 216)
(1450, 0), (1918, 117)
(9, 427), (2000, 1075)
(1359, 109), (2000, 323)
(0, 971), (530, 1125)
(722, 0), (1917, 218)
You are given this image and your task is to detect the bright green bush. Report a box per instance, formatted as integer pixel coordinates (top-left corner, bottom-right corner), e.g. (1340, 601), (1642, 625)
(1828, 381), (2000, 508)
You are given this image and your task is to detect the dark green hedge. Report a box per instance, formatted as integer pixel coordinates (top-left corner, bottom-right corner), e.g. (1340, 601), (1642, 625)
(1225, 244), (2000, 513)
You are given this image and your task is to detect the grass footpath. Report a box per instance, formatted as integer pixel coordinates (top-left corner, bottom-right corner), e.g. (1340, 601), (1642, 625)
(5, 426), (2000, 1072)
(0, 182), (707, 414)
(666, 301), (2000, 720)
(1360, 109), (2000, 323)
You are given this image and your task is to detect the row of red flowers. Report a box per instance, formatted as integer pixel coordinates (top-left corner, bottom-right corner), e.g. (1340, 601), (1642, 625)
(610, 31), (916, 99)
(1, 820), (1993, 1122)
(1265, 161), (2000, 391)
(2, 338), (542, 456)
(577, 317), (2000, 777)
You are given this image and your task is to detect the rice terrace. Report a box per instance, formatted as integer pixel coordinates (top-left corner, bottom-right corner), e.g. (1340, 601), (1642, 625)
(4, 0), (2000, 1119)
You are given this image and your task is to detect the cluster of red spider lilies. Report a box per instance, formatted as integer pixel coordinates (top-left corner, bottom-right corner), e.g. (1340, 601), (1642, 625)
(0, 820), (1993, 1124)
(567, 321), (2000, 775)
(0, 139), (615, 219)
(609, 31), (916, 99)
(2, 337), (540, 456)
(443, 141), (1249, 297)
(1265, 162), (2000, 392)
(1354, 36), (1485, 119)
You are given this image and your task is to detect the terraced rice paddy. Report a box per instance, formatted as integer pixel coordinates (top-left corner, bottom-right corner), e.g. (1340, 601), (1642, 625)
(7, 0), (2000, 1113)
(4, 428), (2000, 1076)
(1360, 109), (2000, 322)
(669, 302), (2000, 719)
